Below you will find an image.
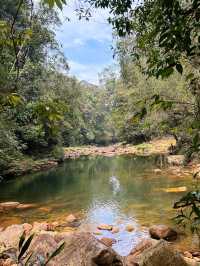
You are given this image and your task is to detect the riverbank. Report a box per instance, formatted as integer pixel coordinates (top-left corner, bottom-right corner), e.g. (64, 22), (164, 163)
(0, 217), (199, 266)
(63, 137), (176, 158)
(4, 136), (200, 181)
(2, 137), (176, 179)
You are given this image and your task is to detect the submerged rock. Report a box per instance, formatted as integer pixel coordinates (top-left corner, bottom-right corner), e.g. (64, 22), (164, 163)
(111, 227), (120, 234)
(149, 225), (177, 241)
(163, 186), (187, 193)
(97, 224), (113, 231)
(100, 237), (117, 247)
(0, 202), (37, 213)
(154, 169), (162, 174)
(93, 231), (103, 236)
(17, 203), (36, 210)
(125, 225), (135, 232)
(0, 202), (20, 211)
(64, 214), (81, 228)
(66, 214), (77, 223)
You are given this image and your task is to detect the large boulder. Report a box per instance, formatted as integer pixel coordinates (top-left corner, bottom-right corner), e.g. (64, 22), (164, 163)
(149, 225), (177, 241)
(22, 232), (123, 266)
(125, 239), (188, 266)
(0, 225), (24, 249)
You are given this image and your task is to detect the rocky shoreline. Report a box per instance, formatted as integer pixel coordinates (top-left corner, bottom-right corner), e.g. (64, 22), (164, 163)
(63, 137), (176, 158)
(2, 137), (176, 180)
(0, 215), (199, 266)
(3, 137), (200, 180)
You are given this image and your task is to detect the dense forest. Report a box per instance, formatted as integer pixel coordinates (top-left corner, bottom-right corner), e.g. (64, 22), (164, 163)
(0, 0), (199, 176)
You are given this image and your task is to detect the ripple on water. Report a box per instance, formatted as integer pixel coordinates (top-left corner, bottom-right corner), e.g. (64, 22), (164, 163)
(79, 199), (149, 256)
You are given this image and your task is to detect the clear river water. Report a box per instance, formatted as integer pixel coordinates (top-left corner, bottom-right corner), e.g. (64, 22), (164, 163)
(0, 155), (196, 255)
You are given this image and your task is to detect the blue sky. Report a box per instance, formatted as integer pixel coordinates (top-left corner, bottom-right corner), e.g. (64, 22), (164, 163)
(56, 3), (115, 84)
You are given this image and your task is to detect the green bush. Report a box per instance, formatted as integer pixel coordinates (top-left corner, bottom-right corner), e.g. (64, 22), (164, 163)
(50, 145), (64, 162)
(0, 119), (22, 171)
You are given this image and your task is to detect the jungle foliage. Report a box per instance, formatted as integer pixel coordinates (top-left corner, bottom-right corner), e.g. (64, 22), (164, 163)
(0, 0), (117, 173)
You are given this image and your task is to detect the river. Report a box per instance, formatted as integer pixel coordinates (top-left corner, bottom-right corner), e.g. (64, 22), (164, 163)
(0, 155), (196, 255)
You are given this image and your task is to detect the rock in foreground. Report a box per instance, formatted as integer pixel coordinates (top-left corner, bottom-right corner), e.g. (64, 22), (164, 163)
(23, 232), (123, 266)
(0, 223), (196, 266)
(125, 239), (188, 266)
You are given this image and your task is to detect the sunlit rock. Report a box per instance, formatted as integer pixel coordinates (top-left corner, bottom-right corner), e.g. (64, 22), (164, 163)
(97, 224), (113, 231)
(163, 186), (187, 193)
(184, 251), (193, 259)
(21, 232), (123, 266)
(149, 224), (177, 241)
(0, 225), (24, 249)
(66, 214), (77, 223)
(32, 222), (56, 232)
(0, 202), (20, 211)
(125, 240), (188, 266)
(17, 203), (37, 210)
(65, 214), (81, 227)
(111, 227), (120, 234)
(125, 225), (135, 232)
(167, 155), (185, 166)
(93, 231), (103, 235)
(100, 237), (117, 247)
(154, 168), (162, 174)
(22, 223), (32, 235)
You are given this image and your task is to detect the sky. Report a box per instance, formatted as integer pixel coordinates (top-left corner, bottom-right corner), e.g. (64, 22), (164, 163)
(56, 3), (115, 85)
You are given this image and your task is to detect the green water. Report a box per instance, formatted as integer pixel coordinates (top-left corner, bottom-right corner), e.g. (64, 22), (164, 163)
(0, 155), (195, 255)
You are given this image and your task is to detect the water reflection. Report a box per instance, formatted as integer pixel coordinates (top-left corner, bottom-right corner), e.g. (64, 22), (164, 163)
(0, 155), (195, 254)
(109, 176), (121, 195)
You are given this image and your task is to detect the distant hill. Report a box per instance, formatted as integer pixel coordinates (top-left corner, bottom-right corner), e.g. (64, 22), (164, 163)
(79, 80), (99, 90)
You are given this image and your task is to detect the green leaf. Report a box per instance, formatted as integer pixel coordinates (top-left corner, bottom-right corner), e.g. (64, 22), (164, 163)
(186, 73), (194, 81)
(157, 67), (174, 78)
(24, 252), (34, 266)
(44, 242), (65, 265)
(55, 0), (63, 9)
(18, 234), (34, 261)
(44, 0), (55, 8)
(19, 231), (26, 251)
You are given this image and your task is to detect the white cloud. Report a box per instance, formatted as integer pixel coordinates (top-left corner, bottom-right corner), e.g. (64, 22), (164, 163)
(57, 3), (112, 45)
(57, 6), (112, 48)
(68, 60), (114, 84)
(55, 1), (116, 85)
(63, 37), (86, 48)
